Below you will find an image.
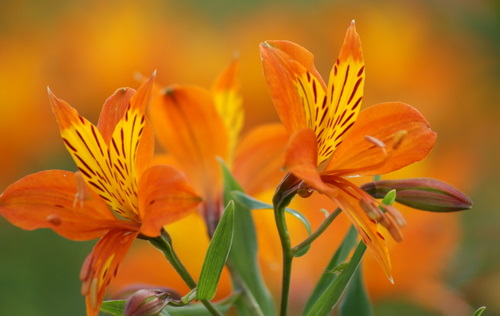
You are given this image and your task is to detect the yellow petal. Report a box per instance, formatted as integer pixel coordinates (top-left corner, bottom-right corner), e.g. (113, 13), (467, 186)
(81, 229), (138, 316)
(212, 59), (244, 163)
(319, 21), (365, 166)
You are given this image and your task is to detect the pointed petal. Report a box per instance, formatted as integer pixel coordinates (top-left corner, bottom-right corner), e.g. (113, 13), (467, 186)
(325, 102), (437, 177)
(149, 85), (228, 200)
(96, 87), (136, 144)
(260, 40), (325, 135)
(80, 229), (138, 316)
(283, 128), (329, 192)
(129, 72), (156, 113)
(212, 59), (244, 162)
(319, 21), (365, 164)
(49, 90), (139, 221)
(0, 170), (130, 241)
(138, 165), (201, 237)
(323, 186), (394, 280)
(107, 99), (150, 219)
(233, 123), (289, 195)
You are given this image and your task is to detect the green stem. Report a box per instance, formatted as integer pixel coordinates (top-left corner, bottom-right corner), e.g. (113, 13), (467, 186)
(272, 173), (301, 316)
(291, 209), (341, 256)
(147, 230), (223, 316)
(274, 203), (293, 316)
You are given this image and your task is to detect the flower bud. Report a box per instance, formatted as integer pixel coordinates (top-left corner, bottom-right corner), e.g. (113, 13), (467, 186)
(361, 177), (472, 212)
(124, 289), (171, 316)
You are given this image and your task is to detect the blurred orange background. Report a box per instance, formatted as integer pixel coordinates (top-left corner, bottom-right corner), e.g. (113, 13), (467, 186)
(0, 0), (499, 315)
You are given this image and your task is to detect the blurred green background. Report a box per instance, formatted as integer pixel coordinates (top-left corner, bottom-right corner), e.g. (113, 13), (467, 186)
(1, 0), (499, 315)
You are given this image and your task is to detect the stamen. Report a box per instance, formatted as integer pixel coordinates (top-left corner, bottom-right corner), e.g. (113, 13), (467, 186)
(359, 199), (382, 221)
(364, 135), (386, 149)
(381, 204), (407, 227)
(90, 278), (99, 309)
(392, 130), (408, 150)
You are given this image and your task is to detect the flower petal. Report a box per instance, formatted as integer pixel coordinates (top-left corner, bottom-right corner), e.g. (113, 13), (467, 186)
(319, 21), (365, 165)
(283, 128), (329, 193)
(0, 170), (130, 241)
(325, 102), (437, 177)
(149, 85), (228, 201)
(321, 183), (394, 281)
(96, 87), (136, 144)
(260, 40), (325, 135)
(80, 229), (138, 316)
(138, 165), (201, 237)
(49, 89), (139, 221)
(212, 59), (244, 162)
(233, 123), (288, 195)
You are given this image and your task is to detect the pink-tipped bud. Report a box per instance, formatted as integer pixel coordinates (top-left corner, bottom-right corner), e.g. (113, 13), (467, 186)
(361, 177), (472, 212)
(124, 289), (171, 316)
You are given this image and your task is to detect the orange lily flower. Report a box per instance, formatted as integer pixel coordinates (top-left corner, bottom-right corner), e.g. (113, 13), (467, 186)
(107, 61), (287, 297)
(0, 75), (200, 315)
(150, 60), (287, 234)
(260, 21), (437, 279)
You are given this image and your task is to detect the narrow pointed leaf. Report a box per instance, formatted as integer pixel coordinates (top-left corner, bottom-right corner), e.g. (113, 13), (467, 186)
(219, 159), (275, 316)
(197, 201), (235, 300)
(472, 307), (486, 316)
(100, 300), (126, 315)
(339, 264), (373, 316)
(231, 191), (312, 238)
(303, 225), (358, 314)
(305, 241), (367, 316)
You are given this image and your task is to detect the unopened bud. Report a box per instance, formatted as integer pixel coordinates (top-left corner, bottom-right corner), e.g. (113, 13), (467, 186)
(124, 289), (171, 316)
(361, 177), (472, 212)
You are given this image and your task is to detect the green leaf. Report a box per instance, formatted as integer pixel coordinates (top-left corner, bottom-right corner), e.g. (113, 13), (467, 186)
(100, 300), (126, 315)
(231, 191), (312, 238)
(161, 294), (238, 316)
(339, 264), (373, 316)
(303, 225), (359, 315)
(197, 200), (235, 300)
(219, 159), (275, 316)
(472, 306), (486, 316)
(305, 241), (367, 316)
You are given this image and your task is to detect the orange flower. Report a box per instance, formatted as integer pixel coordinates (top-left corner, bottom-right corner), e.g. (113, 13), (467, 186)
(150, 60), (287, 234)
(0, 75), (200, 316)
(260, 21), (437, 279)
(107, 60), (288, 297)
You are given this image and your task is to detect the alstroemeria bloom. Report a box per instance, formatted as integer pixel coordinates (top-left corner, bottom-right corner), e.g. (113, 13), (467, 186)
(260, 21), (437, 279)
(150, 60), (287, 235)
(0, 75), (200, 315)
(109, 61), (287, 298)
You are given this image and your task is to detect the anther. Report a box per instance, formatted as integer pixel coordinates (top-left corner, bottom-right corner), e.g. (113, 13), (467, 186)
(364, 135), (386, 149)
(392, 130), (408, 150)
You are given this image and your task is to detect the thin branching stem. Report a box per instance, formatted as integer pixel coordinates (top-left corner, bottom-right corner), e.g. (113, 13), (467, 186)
(147, 230), (223, 316)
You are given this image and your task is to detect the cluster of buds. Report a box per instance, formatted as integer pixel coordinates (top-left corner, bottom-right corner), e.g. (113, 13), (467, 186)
(361, 177), (472, 212)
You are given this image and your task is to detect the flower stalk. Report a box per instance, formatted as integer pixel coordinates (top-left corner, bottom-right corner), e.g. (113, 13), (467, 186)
(145, 230), (223, 316)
